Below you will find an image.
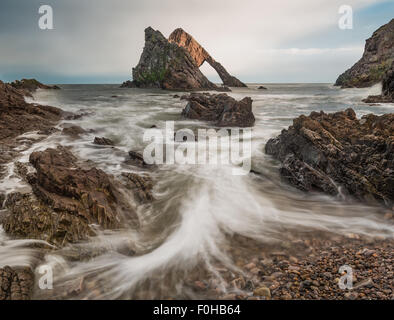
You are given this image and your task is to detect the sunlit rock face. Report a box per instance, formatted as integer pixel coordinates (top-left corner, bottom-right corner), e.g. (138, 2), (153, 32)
(169, 28), (247, 88)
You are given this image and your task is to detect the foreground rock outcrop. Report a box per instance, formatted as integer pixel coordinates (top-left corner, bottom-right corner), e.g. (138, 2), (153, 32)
(0, 80), (62, 141)
(0, 80), (63, 180)
(0, 266), (34, 300)
(3, 147), (139, 245)
(265, 109), (394, 207)
(363, 62), (394, 103)
(181, 93), (255, 127)
(335, 19), (394, 88)
(168, 28), (246, 88)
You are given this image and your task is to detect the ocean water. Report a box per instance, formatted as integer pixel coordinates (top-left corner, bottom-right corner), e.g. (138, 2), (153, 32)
(1, 83), (393, 299)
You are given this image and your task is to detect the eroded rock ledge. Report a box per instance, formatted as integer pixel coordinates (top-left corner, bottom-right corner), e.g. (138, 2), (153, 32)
(181, 93), (255, 127)
(9, 78), (60, 94)
(0, 80), (62, 141)
(265, 109), (394, 207)
(3, 147), (139, 246)
(0, 80), (63, 180)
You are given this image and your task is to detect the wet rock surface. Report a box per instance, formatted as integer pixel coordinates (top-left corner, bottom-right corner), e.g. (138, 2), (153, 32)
(29, 147), (132, 228)
(0, 193), (5, 209)
(9, 78), (60, 93)
(120, 80), (138, 88)
(335, 19), (394, 88)
(93, 137), (114, 146)
(126, 150), (155, 168)
(363, 62), (394, 103)
(0, 80), (62, 142)
(0, 80), (63, 183)
(3, 192), (94, 246)
(62, 125), (87, 137)
(0, 266), (34, 300)
(265, 109), (394, 207)
(63, 110), (94, 120)
(3, 147), (139, 245)
(181, 93), (255, 127)
(121, 172), (154, 203)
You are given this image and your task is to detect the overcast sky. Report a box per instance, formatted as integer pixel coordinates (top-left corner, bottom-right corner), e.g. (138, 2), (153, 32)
(0, 0), (393, 84)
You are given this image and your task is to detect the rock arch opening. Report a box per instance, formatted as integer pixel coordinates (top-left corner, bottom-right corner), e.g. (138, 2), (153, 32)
(199, 61), (223, 85)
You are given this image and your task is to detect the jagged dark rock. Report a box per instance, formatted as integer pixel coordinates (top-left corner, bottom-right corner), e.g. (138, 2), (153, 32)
(63, 110), (94, 120)
(14, 161), (30, 182)
(94, 137), (114, 146)
(129, 27), (217, 91)
(3, 192), (94, 246)
(169, 28), (247, 87)
(3, 147), (139, 245)
(363, 62), (394, 103)
(258, 86), (267, 90)
(0, 193), (5, 209)
(216, 86), (232, 92)
(37, 127), (60, 135)
(335, 19), (394, 88)
(0, 80), (62, 141)
(9, 78), (60, 93)
(265, 109), (394, 208)
(121, 172), (154, 203)
(0, 80), (63, 185)
(0, 266), (34, 300)
(126, 151), (156, 168)
(120, 80), (139, 88)
(62, 125), (86, 137)
(181, 93), (255, 127)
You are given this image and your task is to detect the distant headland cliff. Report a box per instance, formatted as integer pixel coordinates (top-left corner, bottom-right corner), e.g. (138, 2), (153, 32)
(335, 19), (394, 88)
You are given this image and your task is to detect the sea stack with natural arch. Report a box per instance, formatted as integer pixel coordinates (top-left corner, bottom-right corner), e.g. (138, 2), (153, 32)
(121, 27), (246, 90)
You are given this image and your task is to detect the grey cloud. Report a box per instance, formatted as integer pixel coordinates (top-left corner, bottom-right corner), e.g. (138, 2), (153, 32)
(0, 0), (387, 83)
